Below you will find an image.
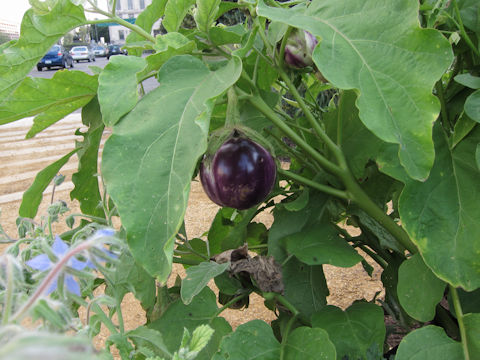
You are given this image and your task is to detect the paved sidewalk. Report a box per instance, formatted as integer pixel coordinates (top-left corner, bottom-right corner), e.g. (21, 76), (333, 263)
(0, 114), (88, 205)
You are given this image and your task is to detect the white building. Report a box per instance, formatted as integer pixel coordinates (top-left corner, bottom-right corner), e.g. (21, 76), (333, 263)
(0, 19), (20, 40)
(108, 0), (162, 44)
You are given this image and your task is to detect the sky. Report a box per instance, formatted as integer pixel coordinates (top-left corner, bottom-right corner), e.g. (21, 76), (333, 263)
(1, 0), (31, 24)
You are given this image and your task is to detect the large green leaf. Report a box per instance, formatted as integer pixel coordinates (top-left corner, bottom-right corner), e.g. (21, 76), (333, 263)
(282, 258), (328, 321)
(257, 0), (453, 180)
(195, 0), (221, 33)
(0, 0), (86, 103)
(0, 71), (97, 135)
(399, 124), (480, 291)
(163, 0), (196, 32)
(102, 55), (241, 281)
(285, 222), (362, 268)
(213, 320), (280, 360)
(70, 97), (105, 218)
(284, 327), (336, 360)
(19, 149), (78, 218)
(181, 261), (230, 305)
(311, 302), (386, 360)
(98, 56), (146, 127)
(149, 287), (232, 360)
(125, 0), (168, 56)
(464, 313), (480, 358)
(126, 326), (171, 358)
(396, 326), (463, 360)
(465, 89), (480, 123)
(142, 32), (197, 75)
(397, 254), (446, 322)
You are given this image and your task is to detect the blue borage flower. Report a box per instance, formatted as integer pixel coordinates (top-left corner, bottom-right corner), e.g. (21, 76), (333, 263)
(26, 229), (115, 296)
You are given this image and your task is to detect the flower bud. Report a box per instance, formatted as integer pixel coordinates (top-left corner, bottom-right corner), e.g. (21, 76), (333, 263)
(284, 29), (318, 68)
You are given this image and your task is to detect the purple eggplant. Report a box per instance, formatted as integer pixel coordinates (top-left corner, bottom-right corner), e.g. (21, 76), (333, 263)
(200, 130), (276, 210)
(284, 29), (318, 68)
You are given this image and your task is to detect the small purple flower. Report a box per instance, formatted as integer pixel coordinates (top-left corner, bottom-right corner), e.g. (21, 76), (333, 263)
(26, 230), (115, 296)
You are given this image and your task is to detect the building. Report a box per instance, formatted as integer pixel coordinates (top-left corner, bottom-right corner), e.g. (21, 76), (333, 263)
(108, 0), (162, 44)
(0, 19), (20, 40)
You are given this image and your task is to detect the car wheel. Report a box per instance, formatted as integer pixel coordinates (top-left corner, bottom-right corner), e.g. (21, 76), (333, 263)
(70, 61), (74, 68)
(93, 57), (96, 62)
(76, 60), (79, 63)
(62, 60), (66, 69)
(37, 65), (42, 71)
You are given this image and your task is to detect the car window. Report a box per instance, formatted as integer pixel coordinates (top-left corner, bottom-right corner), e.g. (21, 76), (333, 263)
(50, 45), (60, 51)
(72, 47), (87, 51)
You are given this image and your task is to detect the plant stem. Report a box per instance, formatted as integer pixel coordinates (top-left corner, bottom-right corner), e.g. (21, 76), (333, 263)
(115, 293), (125, 334)
(211, 293), (250, 319)
(86, 6), (156, 43)
(449, 285), (470, 360)
(1, 257), (14, 325)
(280, 313), (298, 360)
(452, 0), (480, 57)
(278, 168), (348, 199)
(244, 89), (342, 175)
(435, 80), (451, 132)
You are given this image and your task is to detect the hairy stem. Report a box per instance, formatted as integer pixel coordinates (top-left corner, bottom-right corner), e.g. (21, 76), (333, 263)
(1, 257), (14, 325)
(449, 285), (470, 360)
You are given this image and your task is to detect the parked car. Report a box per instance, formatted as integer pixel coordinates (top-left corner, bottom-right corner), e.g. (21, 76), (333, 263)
(93, 45), (107, 57)
(106, 45), (127, 59)
(37, 45), (74, 71)
(70, 46), (95, 62)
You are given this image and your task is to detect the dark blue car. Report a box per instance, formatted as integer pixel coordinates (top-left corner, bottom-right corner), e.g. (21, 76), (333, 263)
(37, 45), (74, 71)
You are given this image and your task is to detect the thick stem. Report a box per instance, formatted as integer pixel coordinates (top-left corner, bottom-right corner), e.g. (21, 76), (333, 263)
(278, 168), (348, 200)
(449, 285), (470, 360)
(435, 81), (452, 132)
(280, 313), (298, 360)
(211, 293), (250, 319)
(452, 0), (480, 57)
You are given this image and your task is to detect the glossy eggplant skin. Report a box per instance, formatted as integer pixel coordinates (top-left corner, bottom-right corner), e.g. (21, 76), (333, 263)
(200, 136), (276, 210)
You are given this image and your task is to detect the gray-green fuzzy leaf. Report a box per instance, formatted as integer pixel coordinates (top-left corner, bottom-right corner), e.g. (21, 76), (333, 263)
(284, 327), (336, 360)
(163, 0), (196, 32)
(311, 302), (385, 360)
(181, 261), (229, 305)
(399, 124), (480, 291)
(102, 55), (241, 282)
(0, 0), (86, 103)
(98, 56), (147, 127)
(257, 0), (453, 180)
(195, 0), (221, 33)
(396, 326), (463, 360)
(397, 254), (446, 322)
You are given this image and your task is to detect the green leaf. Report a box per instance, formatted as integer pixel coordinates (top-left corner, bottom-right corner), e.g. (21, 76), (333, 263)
(284, 327), (336, 360)
(19, 149), (78, 218)
(397, 254), (446, 322)
(0, 0), (86, 102)
(282, 258), (328, 321)
(213, 320), (280, 360)
(399, 124), (480, 291)
(0, 71), (97, 134)
(285, 222), (362, 268)
(189, 325), (215, 354)
(396, 325), (463, 360)
(324, 90), (383, 179)
(454, 73), (480, 89)
(149, 287), (232, 360)
(464, 313), (480, 358)
(70, 97), (105, 218)
(98, 56), (146, 127)
(257, 0), (453, 180)
(142, 32), (197, 75)
(106, 251), (156, 315)
(451, 113), (477, 149)
(102, 55), (241, 281)
(195, 0), (221, 33)
(126, 0), (168, 56)
(126, 326), (171, 359)
(311, 302), (386, 360)
(181, 261), (230, 304)
(163, 0), (196, 32)
(454, 0), (480, 32)
(209, 25), (246, 46)
(465, 89), (480, 123)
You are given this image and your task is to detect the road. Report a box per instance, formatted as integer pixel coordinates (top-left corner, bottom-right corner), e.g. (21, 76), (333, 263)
(29, 54), (159, 93)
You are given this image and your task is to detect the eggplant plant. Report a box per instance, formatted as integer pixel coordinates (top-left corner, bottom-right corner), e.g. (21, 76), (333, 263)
(0, 0), (479, 359)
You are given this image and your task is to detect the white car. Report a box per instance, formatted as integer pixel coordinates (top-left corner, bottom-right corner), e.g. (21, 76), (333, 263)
(93, 46), (107, 57)
(70, 46), (95, 62)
